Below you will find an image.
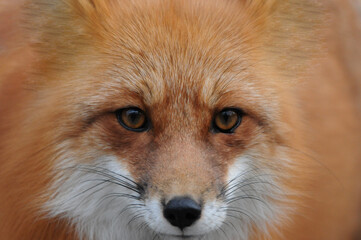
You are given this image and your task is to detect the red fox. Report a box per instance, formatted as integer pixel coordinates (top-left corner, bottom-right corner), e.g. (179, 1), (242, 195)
(0, 0), (360, 239)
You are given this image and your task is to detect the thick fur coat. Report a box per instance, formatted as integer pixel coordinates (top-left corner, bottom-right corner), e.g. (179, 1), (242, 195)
(0, 0), (360, 239)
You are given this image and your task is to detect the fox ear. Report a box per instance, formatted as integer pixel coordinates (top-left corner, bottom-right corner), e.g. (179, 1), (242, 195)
(71, 0), (97, 16)
(68, 0), (106, 19)
(25, 0), (114, 33)
(24, 0), (96, 35)
(242, 0), (326, 80)
(24, 0), (101, 75)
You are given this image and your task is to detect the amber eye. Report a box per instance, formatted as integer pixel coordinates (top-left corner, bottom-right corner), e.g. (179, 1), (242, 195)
(213, 108), (243, 133)
(115, 107), (148, 132)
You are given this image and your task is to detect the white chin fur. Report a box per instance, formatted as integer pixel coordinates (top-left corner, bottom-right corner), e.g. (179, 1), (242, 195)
(44, 154), (284, 240)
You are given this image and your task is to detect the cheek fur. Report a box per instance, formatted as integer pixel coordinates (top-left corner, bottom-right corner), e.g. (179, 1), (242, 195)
(86, 114), (154, 181)
(44, 154), (156, 240)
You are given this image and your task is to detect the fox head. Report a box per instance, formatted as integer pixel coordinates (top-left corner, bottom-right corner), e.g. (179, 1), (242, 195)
(4, 0), (323, 239)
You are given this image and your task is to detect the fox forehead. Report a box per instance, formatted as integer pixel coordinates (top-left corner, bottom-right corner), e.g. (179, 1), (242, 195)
(80, 32), (277, 126)
(71, 0), (278, 113)
(80, 49), (277, 134)
(28, 0), (282, 124)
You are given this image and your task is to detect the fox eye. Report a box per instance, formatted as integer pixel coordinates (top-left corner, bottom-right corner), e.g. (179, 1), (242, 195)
(115, 107), (148, 132)
(213, 108), (243, 133)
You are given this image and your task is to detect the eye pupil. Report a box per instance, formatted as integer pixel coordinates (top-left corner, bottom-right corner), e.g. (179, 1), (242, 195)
(116, 107), (148, 132)
(214, 108), (242, 133)
(220, 111), (235, 125)
(126, 110), (141, 123)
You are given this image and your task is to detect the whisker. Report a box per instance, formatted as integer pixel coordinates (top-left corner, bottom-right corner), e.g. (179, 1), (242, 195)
(221, 220), (239, 238)
(222, 208), (255, 223)
(118, 203), (145, 217)
(95, 192), (142, 208)
(87, 166), (144, 190)
(219, 168), (261, 196)
(151, 232), (161, 240)
(72, 179), (112, 199)
(225, 195), (269, 207)
(222, 177), (277, 198)
(72, 166), (143, 194)
(127, 211), (146, 227)
(218, 225), (231, 240)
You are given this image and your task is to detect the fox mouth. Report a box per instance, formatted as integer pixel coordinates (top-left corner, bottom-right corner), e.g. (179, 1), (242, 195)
(160, 233), (200, 239)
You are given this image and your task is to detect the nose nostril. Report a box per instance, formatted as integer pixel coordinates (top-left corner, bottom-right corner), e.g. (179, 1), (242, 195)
(185, 212), (198, 220)
(163, 197), (202, 230)
(165, 213), (176, 221)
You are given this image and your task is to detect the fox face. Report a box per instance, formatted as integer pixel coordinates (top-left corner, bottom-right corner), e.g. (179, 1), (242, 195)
(31, 1), (293, 238)
(43, 55), (287, 239)
(0, 0), (335, 240)
(43, 57), (286, 239)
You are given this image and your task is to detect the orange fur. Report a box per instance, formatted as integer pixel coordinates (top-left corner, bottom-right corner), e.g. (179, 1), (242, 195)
(0, 0), (360, 239)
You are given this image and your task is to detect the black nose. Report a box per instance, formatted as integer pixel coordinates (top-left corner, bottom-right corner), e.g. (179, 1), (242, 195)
(163, 197), (201, 230)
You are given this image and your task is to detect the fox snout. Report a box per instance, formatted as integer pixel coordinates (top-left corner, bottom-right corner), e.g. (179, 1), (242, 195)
(143, 137), (223, 198)
(135, 137), (231, 237)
